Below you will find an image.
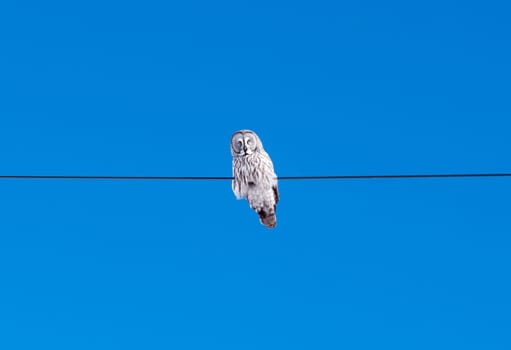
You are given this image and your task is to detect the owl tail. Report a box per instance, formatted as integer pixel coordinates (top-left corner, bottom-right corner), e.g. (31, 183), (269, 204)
(257, 207), (277, 229)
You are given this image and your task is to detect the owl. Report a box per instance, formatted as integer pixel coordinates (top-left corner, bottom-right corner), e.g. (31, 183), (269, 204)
(230, 130), (279, 228)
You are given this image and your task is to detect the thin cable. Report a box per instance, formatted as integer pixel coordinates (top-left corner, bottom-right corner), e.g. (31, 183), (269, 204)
(0, 173), (510, 181)
(278, 173), (511, 180)
(0, 175), (231, 180)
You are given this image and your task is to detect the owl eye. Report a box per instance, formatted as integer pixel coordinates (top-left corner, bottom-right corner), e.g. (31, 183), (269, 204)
(232, 136), (243, 152)
(245, 136), (257, 149)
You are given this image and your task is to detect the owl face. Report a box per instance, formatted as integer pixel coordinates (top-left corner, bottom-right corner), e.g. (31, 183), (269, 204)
(231, 130), (259, 157)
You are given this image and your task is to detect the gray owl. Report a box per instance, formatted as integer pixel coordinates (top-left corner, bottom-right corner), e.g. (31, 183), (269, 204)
(231, 130), (279, 228)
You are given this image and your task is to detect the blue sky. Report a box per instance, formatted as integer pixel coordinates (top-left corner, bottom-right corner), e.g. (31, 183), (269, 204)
(1, 1), (510, 349)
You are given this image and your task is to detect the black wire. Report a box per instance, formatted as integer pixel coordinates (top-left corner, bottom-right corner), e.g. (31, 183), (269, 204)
(0, 173), (510, 181)
(0, 175), (232, 180)
(278, 173), (511, 180)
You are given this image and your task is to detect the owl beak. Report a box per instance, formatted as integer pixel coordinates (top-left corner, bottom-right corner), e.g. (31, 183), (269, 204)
(243, 146), (248, 152)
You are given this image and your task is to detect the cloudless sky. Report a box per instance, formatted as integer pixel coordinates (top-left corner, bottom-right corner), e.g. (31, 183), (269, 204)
(1, 1), (510, 349)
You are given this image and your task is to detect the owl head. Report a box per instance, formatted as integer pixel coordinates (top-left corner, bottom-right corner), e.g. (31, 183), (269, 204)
(230, 130), (263, 157)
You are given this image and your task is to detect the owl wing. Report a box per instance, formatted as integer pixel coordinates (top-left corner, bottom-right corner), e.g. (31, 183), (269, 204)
(272, 185), (279, 204)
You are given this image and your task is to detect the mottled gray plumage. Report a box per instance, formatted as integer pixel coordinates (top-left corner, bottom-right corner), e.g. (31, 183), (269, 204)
(230, 130), (279, 228)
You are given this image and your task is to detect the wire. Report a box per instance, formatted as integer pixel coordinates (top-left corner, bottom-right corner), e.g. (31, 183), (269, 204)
(0, 173), (510, 181)
(0, 175), (232, 180)
(278, 173), (511, 180)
